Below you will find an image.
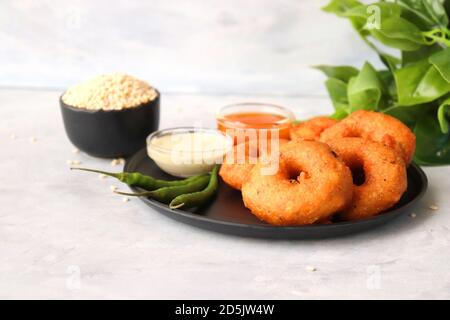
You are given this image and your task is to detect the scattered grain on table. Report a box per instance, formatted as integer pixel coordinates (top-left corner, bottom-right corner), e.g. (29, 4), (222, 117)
(306, 266), (317, 272)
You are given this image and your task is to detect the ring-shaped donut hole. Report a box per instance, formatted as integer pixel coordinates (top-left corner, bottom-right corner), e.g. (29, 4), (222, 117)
(285, 165), (308, 184)
(345, 157), (366, 186)
(351, 165), (366, 186)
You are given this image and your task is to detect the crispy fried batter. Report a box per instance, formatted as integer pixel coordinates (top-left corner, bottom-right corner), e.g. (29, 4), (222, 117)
(241, 140), (353, 225)
(290, 116), (338, 141)
(320, 110), (416, 164)
(219, 139), (289, 190)
(327, 138), (407, 221)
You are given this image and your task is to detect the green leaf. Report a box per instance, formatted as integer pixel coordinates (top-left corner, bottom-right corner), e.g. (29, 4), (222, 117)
(324, 78), (350, 111)
(378, 70), (397, 100)
(349, 15), (370, 35)
(325, 77), (351, 120)
(314, 65), (359, 83)
(322, 0), (362, 16)
(331, 108), (350, 120)
(414, 111), (450, 165)
(399, 0), (449, 29)
(445, 0), (450, 24)
(398, 0), (440, 29)
(344, 2), (402, 20)
(369, 16), (428, 51)
(383, 103), (432, 128)
(429, 48), (450, 83)
(423, 0), (449, 28)
(402, 44), (442, 66)
(379, 53), (401, 71)
(322, 1), (369, 38)
(347, 62), (385, 112)
(438, 97), (450, 133)
(344, 3), (404, 41)
(394, 59), (450, 105)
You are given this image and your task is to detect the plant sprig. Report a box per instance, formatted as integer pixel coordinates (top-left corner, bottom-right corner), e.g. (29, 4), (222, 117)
(320, 0), (450, 165)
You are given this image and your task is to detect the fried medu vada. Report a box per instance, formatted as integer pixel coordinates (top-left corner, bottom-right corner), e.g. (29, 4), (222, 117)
(241, 140), (353, 226)
(290, 116), (338, 141)
(219, 139), (289, 190)
(327, 138), (407, 221)
(320, 110), (416, 164)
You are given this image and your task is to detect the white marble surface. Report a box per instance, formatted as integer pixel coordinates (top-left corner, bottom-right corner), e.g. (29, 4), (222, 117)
(0, 88), (449, 300)
(0, 0), (380, 95)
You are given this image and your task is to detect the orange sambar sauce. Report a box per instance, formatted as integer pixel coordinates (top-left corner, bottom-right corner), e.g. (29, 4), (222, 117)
(217, 111), (292, 142)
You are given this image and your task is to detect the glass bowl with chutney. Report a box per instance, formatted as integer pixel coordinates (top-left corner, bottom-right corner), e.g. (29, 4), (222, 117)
(216, 102), (295, 143)
(147, 127), (232, 177)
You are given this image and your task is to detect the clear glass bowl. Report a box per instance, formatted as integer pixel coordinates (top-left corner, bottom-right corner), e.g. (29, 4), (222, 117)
(216, 102), (294, 141)
(146, 127), (232, 177)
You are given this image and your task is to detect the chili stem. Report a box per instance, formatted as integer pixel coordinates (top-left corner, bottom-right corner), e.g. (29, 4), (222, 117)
(114, 190), (154, 197)
(70, 167), (121, 178)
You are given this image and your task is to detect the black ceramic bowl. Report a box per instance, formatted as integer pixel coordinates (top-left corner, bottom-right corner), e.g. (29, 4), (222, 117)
(60, 92), (160, 158)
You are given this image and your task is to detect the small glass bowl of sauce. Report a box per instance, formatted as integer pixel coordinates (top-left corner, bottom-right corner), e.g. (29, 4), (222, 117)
(147, 127), (232, 177)
(216, 103), (294, 142)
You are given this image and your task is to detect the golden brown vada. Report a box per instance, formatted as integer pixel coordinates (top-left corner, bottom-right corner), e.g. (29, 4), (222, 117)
(290, 116), (338, 141)
(241, 140), (353, 225)
(320, 110), (416, 164)
(327, 138), (407, 221)
(219, 139), (289, 190)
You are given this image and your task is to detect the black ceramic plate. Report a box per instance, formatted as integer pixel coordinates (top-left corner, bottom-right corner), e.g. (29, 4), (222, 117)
(125, 148), (428, 239)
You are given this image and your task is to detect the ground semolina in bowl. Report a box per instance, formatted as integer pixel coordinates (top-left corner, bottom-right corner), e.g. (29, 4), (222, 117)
(62, 73), (158, 111)
(60, 73), (160, 158)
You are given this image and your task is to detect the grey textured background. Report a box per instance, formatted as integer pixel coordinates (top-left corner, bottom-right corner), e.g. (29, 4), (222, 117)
(2, 1), (450, 300)
(1, 0), (378, 95)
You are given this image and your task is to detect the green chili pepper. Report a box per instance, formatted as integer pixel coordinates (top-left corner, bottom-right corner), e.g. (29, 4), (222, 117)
(115, 174), (211, 204)
(71, 167), (203, 191)
(169, 165), (219, 210)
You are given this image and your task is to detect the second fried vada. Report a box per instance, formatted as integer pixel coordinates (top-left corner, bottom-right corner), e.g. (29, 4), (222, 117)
(327, 138), (407, 221)
(320, 110), (416, 164)
(290, 116), (338, 141)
